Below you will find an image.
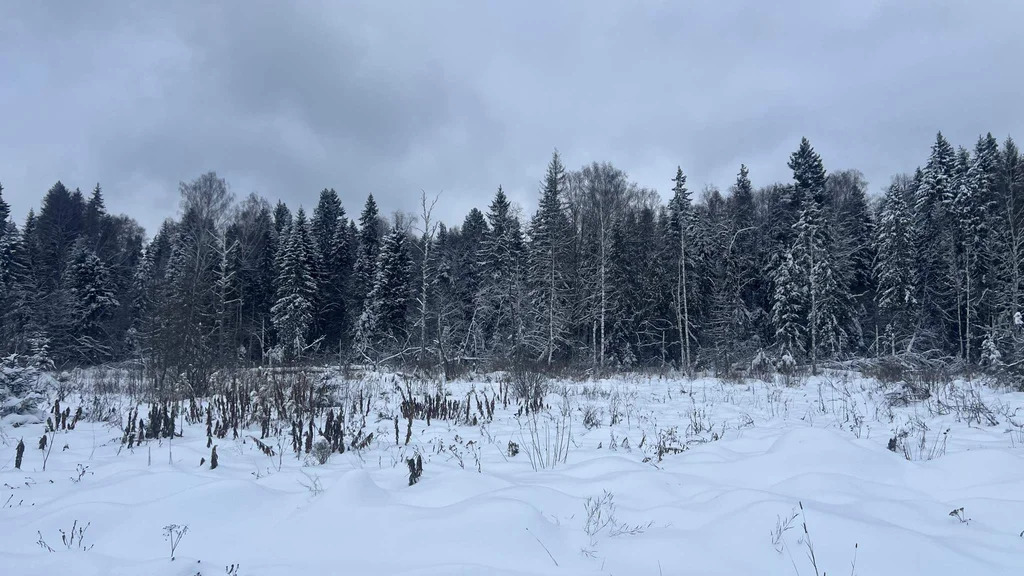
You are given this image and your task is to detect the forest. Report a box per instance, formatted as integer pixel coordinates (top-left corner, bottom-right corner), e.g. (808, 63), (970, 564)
(1, 133), (1022, 387)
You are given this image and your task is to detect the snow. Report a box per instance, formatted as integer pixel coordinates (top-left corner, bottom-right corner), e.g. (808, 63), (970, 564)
(3, 371), (1024, 575)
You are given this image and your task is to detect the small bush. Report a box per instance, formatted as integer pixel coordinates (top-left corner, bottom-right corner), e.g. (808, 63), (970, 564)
(865, 356), (908, 384)
(776, 351), (799, 387)
(311, 440), (331, 465)
(518, 408), (572, 471)
(890, 418), (948, 461)
(582, 490), (651, 550)
(582, 404), (602, 430)
(509, 367), (547, 412)
(655, 427), (685, 462)
(750, 350), (774, 382)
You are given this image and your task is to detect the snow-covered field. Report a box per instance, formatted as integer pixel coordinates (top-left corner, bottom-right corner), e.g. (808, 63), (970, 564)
(3, 370), (1024, 575)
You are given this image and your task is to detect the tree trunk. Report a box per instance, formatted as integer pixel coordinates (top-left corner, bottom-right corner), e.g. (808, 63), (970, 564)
(547, 246), (554, 365)
(809, 252), (818, 375)
(677, 230), (691, 373)
(599, 221), (606, 368)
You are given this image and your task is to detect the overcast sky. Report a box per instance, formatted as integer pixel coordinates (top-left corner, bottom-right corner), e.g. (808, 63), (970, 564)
(2, 0), (1022, 236)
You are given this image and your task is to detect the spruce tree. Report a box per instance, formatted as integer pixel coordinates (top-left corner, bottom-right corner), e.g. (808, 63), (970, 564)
(698, 186), (742, 371)
(221, 197), (277, 361)
(0, 183), (9, 227)
(605, 213), (637, 366)
(311, 188), (348, 350)
(788, 138), (850, 370)
(0, 221), (31, 354)
(431, 223), (460, 372)
(527, 150), (572, 364)
(271, 208), (318, 361)
(273, 201), (292, 238)
(67, 244), (119, 363)
(354, 222), (412, 361)
(668, 167), (695, 371)
(32, 182), (87, 358)
(874, 180), (917, 355)
(826, 170), (875, 352)
(990, 137), (1024, 369)
(84, 183), (107, 247)
(913, 132), (958, 351)
(950, 146), (985, 361)
(970, 134), (1002, 360)
(128, 220), (176, 362)
(479, 187), (525, 359)
(729, 165), (761, 318)
(455, 208), (489, 360)
(353, 195), (384, 327)
(771, 250), (805, 356)
(329, 208), (356, 351)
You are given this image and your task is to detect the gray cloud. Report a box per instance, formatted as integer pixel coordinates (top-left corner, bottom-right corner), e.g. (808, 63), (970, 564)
(2, 0), (1022, 236)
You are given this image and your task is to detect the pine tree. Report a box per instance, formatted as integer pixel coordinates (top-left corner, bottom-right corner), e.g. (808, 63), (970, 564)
(271, 208), (318, 361)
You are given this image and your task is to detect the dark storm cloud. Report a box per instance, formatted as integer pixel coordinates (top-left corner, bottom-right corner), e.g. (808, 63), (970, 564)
(2, 0), (1022, 235)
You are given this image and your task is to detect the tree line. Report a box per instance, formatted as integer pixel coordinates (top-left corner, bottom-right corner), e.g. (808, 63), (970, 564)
(1, 134), (1023, 386)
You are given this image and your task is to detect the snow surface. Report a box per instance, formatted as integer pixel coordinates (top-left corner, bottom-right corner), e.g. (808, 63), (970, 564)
(3, 371), (1024, 575)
